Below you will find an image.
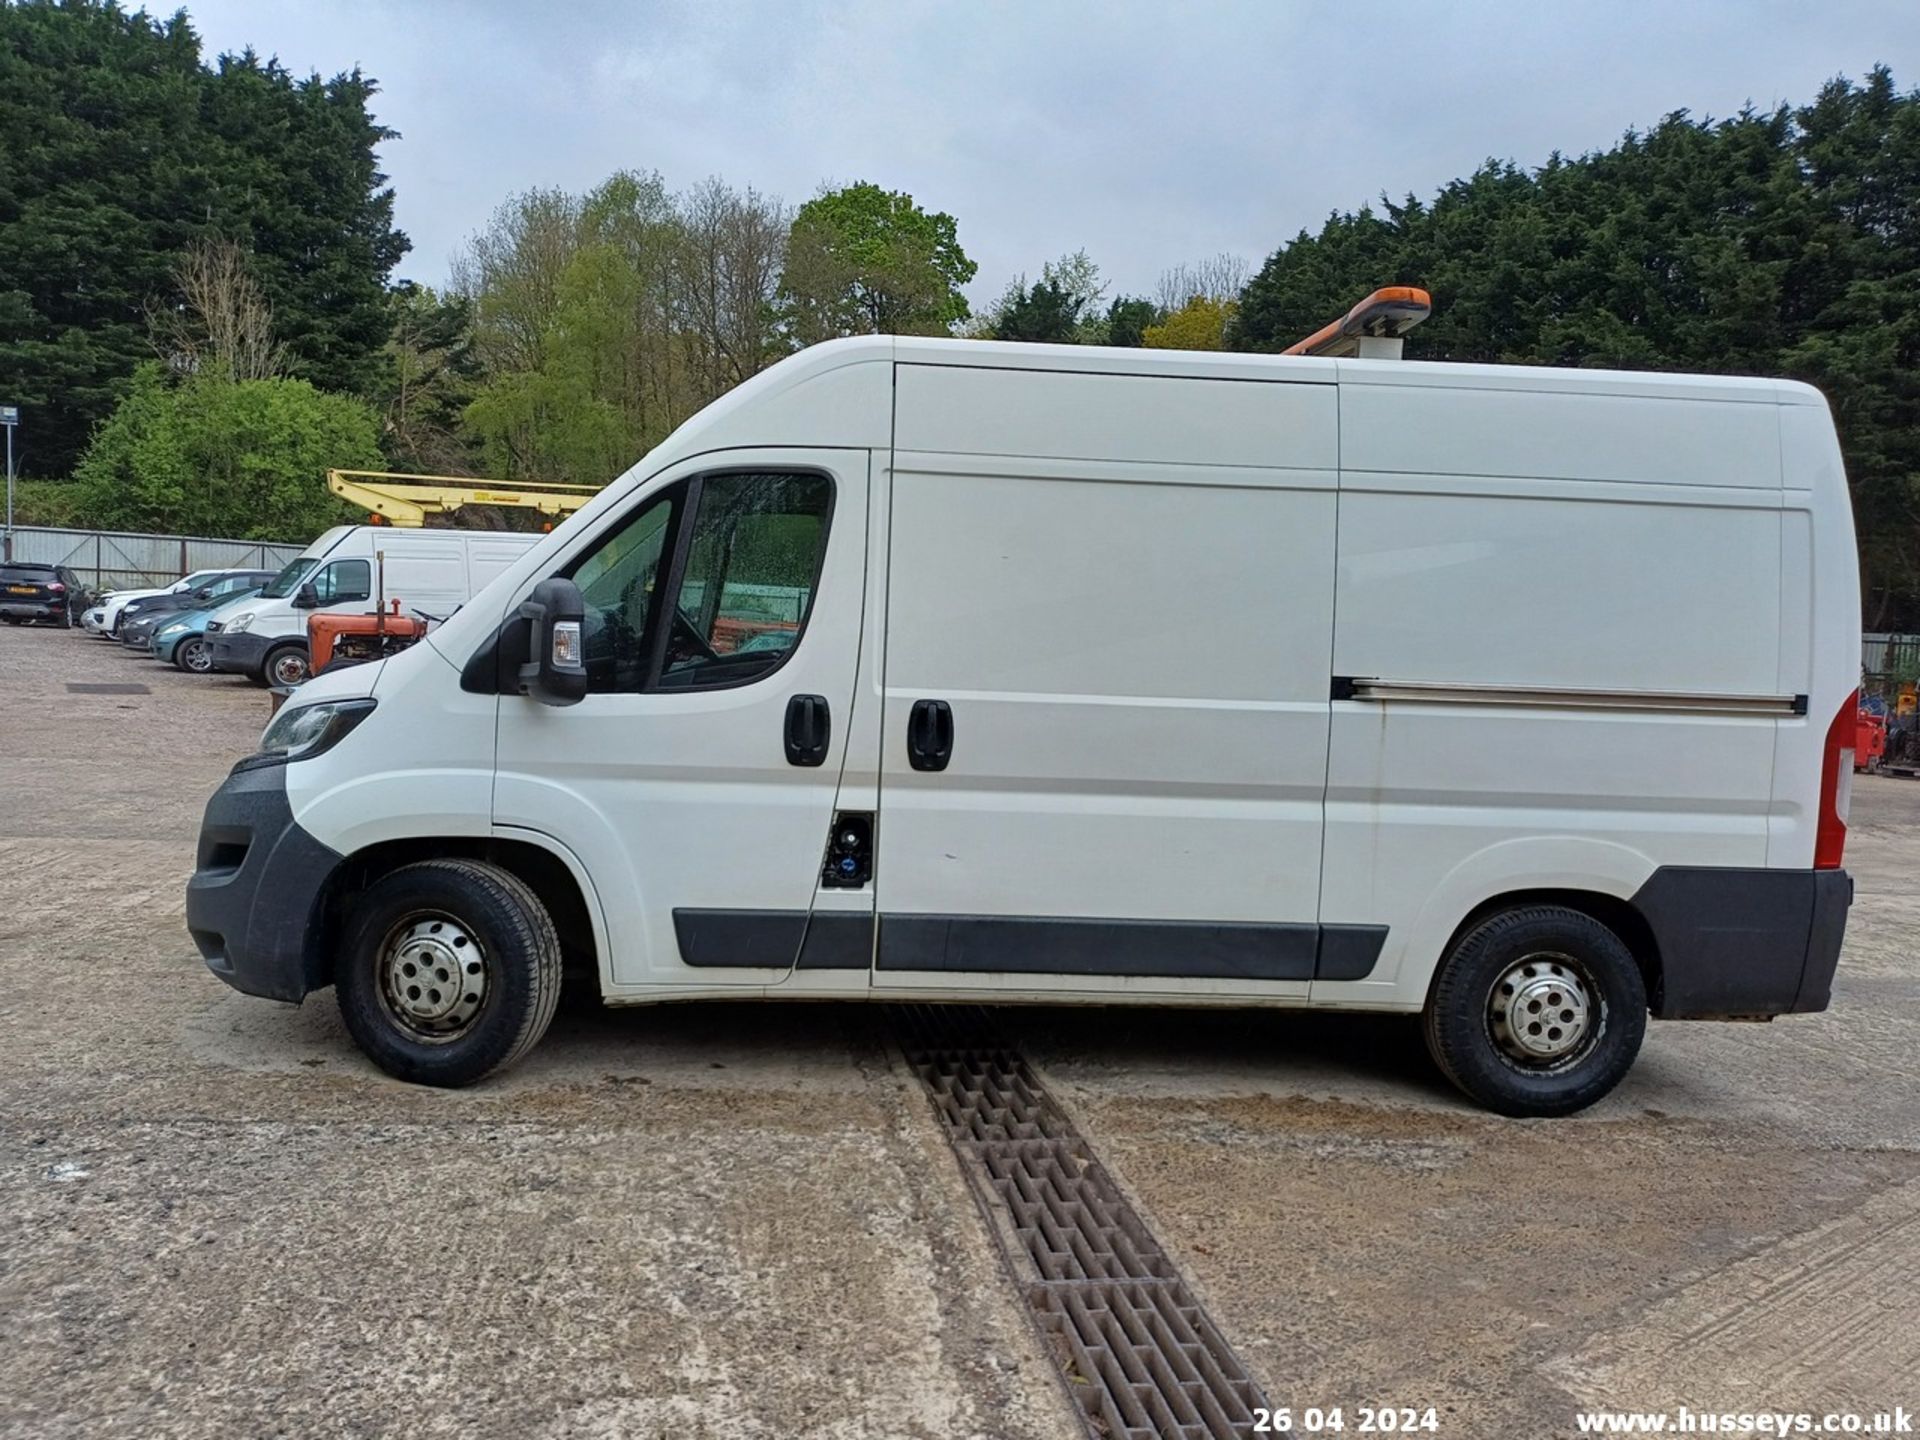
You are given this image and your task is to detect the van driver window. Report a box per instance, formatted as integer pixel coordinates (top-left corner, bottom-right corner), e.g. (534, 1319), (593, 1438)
(569, 488), (679, 692)
(656, 472), (832, 691)
(312, 559), (372, 605)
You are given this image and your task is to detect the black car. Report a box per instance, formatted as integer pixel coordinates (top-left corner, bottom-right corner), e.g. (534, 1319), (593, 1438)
(0, 563), (85, 626)
(118, 569), (277, 643)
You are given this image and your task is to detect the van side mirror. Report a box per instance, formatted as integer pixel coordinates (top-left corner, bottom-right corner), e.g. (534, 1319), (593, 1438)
(293, 582), (319, 610)
(515, 577), (587, 707)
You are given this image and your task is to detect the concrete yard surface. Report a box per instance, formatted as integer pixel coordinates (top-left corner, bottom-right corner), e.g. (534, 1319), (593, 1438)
(2, 624), (1916, 1439)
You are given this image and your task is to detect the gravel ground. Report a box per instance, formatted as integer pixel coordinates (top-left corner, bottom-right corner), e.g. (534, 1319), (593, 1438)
(2, 624), (1915, 1439)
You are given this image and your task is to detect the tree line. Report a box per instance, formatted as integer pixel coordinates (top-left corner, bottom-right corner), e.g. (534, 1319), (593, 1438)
(0, 2), (1914, 625)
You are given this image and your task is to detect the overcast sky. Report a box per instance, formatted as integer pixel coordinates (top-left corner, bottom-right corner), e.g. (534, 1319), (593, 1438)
(178, 0), (1919, 311)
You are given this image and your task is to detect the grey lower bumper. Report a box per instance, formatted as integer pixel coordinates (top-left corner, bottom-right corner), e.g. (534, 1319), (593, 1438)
(185, 759), (342, 1002)
(207, 631), (271, 675)
(1632, 866), (1852, 1019)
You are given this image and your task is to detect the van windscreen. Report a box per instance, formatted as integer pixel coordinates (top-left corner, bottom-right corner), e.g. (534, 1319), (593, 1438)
(260, 558), (318, 599)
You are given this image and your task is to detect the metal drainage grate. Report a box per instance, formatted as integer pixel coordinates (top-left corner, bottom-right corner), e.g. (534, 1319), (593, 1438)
(65, 682), (149, 695)
(893, 1005), (1276, 1440)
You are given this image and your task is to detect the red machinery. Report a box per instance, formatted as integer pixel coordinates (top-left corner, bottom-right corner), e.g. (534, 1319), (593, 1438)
(309, 600), (429, 676)
(1856, 703), (1888, 773)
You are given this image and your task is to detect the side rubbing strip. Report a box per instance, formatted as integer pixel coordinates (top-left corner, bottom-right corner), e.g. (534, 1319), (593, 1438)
(879, 915), (1321, 981)
(1333, 677), (1804, 717)
(673, 909), (807, 967)
(674, 908), (875, 969)
(1315, 924), (1388, 981)
(678, 910), (1390, 981)
(796, 912), (873, 970)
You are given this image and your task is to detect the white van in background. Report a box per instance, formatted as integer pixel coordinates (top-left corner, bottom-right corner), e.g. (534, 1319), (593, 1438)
(185, 335), (1859, 1116)
(205, 524), (542, 686)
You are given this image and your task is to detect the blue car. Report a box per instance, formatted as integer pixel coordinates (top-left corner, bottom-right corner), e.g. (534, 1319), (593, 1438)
(152, 588), (264, 672)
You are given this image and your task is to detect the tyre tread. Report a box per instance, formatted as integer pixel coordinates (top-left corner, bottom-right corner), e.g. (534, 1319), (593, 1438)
(1423, 904), (1647, 1118)
(337, 857), (563, 1087)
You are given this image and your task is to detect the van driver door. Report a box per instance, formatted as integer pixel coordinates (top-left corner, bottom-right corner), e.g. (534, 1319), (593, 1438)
(492, 449), (870, 987)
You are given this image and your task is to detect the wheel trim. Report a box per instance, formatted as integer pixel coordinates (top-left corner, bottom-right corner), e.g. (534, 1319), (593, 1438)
(1487, 952), (1601, 1070)
(373, 911), (489, 1044)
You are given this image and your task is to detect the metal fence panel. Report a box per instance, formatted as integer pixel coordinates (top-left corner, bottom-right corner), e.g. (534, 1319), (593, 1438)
(4, 526), (305, 592)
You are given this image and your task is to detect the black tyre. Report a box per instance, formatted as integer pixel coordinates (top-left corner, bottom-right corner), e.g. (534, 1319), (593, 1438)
(174, 636), (214, 673)
(1, 616), (22, 626)
(336, 859), (563, 1087)
(263, 643), (310, 687)
(1422, 905), (1647, 1118)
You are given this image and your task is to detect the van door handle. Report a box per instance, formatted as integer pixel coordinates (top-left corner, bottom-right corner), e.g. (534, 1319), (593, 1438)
(784, 694), (830, 767)
(907, 698), (953, 772)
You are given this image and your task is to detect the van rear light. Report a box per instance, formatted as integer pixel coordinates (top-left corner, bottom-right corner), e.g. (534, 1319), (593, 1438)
(1815, 689), (1857, 870)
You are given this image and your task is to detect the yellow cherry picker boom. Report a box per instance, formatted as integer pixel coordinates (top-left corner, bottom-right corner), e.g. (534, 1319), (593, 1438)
(325, 470), (600, 528)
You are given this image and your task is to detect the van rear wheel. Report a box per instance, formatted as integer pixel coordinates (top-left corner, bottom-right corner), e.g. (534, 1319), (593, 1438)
(336, 859), (563, 1087)
(1422, 905), (1646, 1118)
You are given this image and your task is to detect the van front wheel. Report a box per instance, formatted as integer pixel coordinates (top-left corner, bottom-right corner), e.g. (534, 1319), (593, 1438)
(1422, 905), (1647, 1118)
(264, 643), (310, 687)
(336, 859), (563, 1087)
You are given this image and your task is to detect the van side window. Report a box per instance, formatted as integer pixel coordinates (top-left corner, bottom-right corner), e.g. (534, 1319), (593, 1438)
(656, 472), (832, 690)
(312, 559), (372, 605)
(568, 487), (680, 693)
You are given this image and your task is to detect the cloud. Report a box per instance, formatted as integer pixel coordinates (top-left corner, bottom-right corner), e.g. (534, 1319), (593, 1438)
(178, 0), (1919, 306)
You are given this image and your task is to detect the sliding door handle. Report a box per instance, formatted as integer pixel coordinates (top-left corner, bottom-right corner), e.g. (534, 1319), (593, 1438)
(784, 693), (830, 767)
(907, 698), (953, 772)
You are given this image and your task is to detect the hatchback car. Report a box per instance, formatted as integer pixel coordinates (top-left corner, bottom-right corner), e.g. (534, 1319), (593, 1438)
(0, 563), (85, 626)
(152, 589), (265, 672)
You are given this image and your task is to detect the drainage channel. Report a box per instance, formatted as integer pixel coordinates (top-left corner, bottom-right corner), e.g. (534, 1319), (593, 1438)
(891, 1004), (1278, 1440)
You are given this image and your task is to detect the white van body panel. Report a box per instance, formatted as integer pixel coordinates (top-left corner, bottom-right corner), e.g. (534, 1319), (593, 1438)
(263, 337), (1857, 1017)
(240, 525), (543, 645)
(874, 365), (1338, 998)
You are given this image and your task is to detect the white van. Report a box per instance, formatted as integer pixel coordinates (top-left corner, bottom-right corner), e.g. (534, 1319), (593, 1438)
(185, 337), (1859, 1116)
(204, 524), (542, 686)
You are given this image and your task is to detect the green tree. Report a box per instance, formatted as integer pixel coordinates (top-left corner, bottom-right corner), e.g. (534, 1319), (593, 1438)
(779, 182), (976, 341)
(0, 0), (406, 476)
(72, 365), (381, 539)
(1144, 296), (1237, 350)
(376, 283), (481, 474)
(992, 279), (1083, 342)
(1104, 296), (1159, 347)
(457, 172), (794, 484)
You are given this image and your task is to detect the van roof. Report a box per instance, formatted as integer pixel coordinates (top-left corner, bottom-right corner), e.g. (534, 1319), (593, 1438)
(631, 334), (1822, 481)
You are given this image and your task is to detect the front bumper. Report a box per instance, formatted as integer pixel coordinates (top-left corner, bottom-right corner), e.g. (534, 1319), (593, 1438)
(1632, 866), (1852, 1019)
(185, 759), (343, 1003)
(207, 630), (272, 675)
(152, 630), (191, 663)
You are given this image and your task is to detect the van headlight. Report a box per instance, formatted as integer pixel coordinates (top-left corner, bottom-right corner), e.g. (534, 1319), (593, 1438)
(257, 698), (377, 763)
(225, 610), (255, 633)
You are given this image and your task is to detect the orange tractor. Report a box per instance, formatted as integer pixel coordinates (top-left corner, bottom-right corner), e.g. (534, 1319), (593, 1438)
(310, 600), (431, 676)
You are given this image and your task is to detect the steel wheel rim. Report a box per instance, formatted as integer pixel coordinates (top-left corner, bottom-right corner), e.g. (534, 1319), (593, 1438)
(270, 651), (308, 686)
(1487, 951), (1600, 1071)
(373, 910), (489, 1043)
